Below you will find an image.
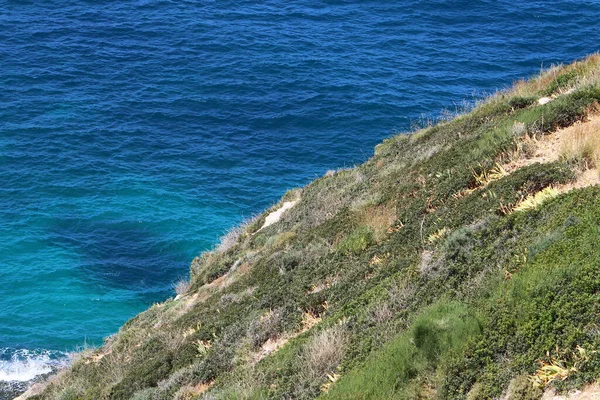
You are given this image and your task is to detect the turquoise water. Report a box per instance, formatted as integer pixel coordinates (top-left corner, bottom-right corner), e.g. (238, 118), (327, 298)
(1, 0), (599, 389)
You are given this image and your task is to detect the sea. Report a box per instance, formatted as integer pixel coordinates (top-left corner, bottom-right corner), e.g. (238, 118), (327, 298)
(1, 0), (599, 396)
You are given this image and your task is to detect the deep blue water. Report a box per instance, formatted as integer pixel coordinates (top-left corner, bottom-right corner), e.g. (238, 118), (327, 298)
(0, 0), (599, 387)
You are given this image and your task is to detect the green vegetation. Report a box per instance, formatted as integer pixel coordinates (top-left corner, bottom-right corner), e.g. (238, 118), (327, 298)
(336, 226), (375, 255)
(26, 54), (600, 400)
(324, 302), (482, 399)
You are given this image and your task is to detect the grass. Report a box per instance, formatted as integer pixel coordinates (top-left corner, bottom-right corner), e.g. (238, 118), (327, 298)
(559, 115), (600, 169)
(173, 279), (190, 296)
(323, 302), (482, 399)
(300, 324), (348, 388)
(354, 203), (397, 242)
(336, 226), (375, 255)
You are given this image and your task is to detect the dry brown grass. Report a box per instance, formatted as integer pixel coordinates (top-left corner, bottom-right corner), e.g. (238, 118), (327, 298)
(509, 53), (600, 98)
(300, 324), (348, 383)
(530, 346), (591, 389)
(355, 203), (397, 242)
(215, 224), (247, 253)
(247, 307), (325, 365)
(559, 115), (600, 169)
(509, 64), (563, 97)
(173, 279), (190, 296)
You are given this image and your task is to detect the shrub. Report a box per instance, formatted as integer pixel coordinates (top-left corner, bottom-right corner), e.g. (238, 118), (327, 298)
(535, 87), (600, 133)
(505, 375), (543, 400)
(130, 388), (157, 400)
(57, 388), (80, 400)
(411, 302), (482, 363)
(442, 226), (477, 263)
(507, 96), (537, 110)
(542, 70), (578, 95)
(266, 231), (297, 250)
(189, 251), (238, 287)
(29, 55), (600, 400)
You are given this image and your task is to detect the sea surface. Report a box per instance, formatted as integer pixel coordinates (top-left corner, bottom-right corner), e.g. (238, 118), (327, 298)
(1, 0), (599, 395)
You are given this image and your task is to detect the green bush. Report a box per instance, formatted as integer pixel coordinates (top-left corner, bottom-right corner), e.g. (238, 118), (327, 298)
(506, 375), (543, 400)
(507, 96), (537, 110)
(542, 70), (578, 95)
(324, 302), (481, 399)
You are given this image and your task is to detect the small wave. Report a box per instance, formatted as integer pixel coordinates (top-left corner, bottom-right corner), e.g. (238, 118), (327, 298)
(0, 348), (69, 382)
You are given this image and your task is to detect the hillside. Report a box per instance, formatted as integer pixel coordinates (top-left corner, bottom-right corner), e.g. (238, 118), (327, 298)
(21, 54), (600, 399)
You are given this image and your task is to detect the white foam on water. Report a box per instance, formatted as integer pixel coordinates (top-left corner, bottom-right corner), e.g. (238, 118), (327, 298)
(0, 348), (68, 382)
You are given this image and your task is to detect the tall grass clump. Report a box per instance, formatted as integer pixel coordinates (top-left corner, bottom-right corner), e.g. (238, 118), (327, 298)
(301, 324), (348, 383)
(559, 117), (600, 170)
(173, 279), (190, 296)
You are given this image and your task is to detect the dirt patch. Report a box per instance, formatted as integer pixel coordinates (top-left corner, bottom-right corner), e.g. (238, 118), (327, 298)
(250, 310), (323, 365)
(542, 383), (600, 400)
(504, 114), (600, 193)
(257, 199), (300, 232)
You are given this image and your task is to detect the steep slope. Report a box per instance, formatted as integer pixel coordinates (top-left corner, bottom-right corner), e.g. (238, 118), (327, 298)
(22, 54), (600, 400)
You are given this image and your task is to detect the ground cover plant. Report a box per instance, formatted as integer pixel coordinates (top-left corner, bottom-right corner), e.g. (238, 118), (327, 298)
(24, 54), (600, 400)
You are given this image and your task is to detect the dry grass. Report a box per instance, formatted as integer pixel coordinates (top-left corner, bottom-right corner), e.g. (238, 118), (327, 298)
(247, 309), (283, 349)
(247, 308), (325, 365)
(173, 381), (214, 400)
(215, 224), (247, 253)
(559, 115), (600, 169)
(494, 113), (600, 209)
(427, 227), (450, 244)
(369, 302), (394, 325)
(214, 213), (265, 253)
(530, 346), (591, 389)
(286, 168), (370, 229)
(509, 53), (600, 98)
(265, 230), (297, 250)
(300, 324), (348, 383)
(173, 279), (190, 296)
(355, 203), (397, 242)
(308, 275), (338, 294)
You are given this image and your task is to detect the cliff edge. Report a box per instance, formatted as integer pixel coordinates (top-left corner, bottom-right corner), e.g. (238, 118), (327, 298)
(22, 54), (600, 400)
